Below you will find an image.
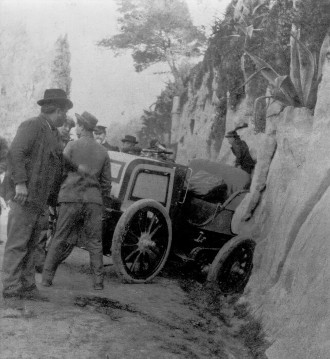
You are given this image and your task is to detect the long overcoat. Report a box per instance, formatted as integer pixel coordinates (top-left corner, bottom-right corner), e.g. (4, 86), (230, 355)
(2, 114), (62, 212)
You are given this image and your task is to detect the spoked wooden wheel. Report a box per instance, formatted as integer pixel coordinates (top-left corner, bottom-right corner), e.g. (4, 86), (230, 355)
(207, 236), (255, 294)
(112, 199), (172, 283)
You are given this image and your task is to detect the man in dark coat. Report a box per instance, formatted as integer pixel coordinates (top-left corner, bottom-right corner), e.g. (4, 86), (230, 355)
(121, 135), (142, 155)
(0, 136), (8, 176)
(94, 125), (119, 151)
(225, 130), (256, 175)
(0, 136), (8, 218)
(1, 89), (73, 307)
(42, 111), (112, 290)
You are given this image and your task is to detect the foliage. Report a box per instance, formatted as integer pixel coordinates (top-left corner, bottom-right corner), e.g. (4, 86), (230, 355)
(98, 0), (206, 88)
(137, 82), (175, 147)
(50, 34), (72, 95)
(243, 0), (330, 110)
(0, 25), (50, 140)
(207, 0), (330, 120)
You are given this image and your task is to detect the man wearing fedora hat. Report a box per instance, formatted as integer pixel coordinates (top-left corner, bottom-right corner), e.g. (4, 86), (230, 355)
(225, 129), (255, 175)
(1, 88), (72, 307)
(42, 111), (112, 291)
(121, 134), (142, 155)
(94, 125), (119, 152)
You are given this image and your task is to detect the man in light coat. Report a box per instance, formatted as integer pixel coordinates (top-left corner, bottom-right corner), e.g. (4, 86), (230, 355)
(42, 111), (112, 290)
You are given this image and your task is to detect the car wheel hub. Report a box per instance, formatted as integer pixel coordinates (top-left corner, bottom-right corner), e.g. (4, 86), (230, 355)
(138, 233), (155, 252)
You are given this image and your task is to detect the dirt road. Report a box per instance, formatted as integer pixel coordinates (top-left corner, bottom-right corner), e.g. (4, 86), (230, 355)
(0, 209), (267, 359)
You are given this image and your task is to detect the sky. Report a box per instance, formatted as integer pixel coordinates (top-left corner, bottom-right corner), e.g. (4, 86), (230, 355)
(0, 0), (231, 128)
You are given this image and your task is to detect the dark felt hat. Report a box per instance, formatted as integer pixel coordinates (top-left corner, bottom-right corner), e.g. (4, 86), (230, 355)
(37, 89), (73, 109)
(94, 125), (107, 134)
(75, 111), (98, 131)
(121, 135), (138, 144)
(225, 130), (239, 138)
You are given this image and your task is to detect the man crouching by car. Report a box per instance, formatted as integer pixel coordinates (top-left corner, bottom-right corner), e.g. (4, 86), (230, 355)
(42, 111), (112, 291)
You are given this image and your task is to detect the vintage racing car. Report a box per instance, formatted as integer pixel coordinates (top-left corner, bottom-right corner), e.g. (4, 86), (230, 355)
(101, 150), (255, 295)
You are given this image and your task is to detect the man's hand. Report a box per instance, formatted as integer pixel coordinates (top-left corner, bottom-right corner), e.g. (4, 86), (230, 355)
(14, 182), (28, 205)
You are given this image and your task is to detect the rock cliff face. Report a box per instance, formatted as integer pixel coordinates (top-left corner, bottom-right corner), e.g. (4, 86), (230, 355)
(231, 54), (330, 358)
(171, 23), (330, 359)
(171, 70), (225, 164)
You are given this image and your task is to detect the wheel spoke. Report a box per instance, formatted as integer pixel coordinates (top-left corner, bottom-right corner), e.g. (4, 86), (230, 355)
(130, 252), (142, 272)
(146, 213), (157, 234)
(149, 224), (162, 238)
(127, 230), (140, 241)
(124, 248), (139, 262)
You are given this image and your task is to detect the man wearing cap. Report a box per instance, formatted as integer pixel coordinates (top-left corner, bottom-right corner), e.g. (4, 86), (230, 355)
(1, 89), (72, 307)
(94, 125), (119, 152)
(225, 130), (255, 175)
(121, 135), (142, 155)
(34, 115), (76, 273)
(42, 111), (112, 291)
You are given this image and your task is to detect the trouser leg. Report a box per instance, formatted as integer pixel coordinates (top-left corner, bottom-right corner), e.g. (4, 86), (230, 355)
(42, 203), (80, 283)
(2, 201), (40, 297)
(84, 203), (104, 285)
(34, 231), (48, 272)
(21, 218), (42, 291)
(34, 209), (50, 272)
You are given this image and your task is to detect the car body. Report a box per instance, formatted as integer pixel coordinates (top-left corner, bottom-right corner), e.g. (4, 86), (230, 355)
(102, 151), (255, 294)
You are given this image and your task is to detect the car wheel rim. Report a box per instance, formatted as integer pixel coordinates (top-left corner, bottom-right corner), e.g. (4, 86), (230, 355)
(121, 207), (169, 279)
(217, 243), (254, 294)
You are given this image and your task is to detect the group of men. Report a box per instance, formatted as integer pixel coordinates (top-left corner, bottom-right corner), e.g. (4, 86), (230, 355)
(0, 88), (144, 313)
(0, 87), (255, 314)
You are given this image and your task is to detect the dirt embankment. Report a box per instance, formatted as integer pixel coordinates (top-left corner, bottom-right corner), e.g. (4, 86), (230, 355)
(0, 209), (268, 359)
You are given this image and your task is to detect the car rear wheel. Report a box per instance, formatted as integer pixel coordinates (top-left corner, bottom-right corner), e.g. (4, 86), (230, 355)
(207, 236), (255, 294)
(112, 199), (172, 283)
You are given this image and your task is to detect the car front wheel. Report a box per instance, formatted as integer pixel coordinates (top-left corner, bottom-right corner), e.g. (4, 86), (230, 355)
(207, 236), (255, 294)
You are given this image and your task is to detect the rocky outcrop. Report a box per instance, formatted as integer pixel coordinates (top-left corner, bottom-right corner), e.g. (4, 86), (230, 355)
(171, 69), (226, 164)
(231, 43), (330, 359)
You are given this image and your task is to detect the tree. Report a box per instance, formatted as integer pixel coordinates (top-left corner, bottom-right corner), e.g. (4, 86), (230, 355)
(98, 0), (206, 89)
(50, 34), (72, 95)
(137, 82), (175, 147)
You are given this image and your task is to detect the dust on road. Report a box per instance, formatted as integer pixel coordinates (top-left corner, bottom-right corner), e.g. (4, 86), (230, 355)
(0, 209), (268, 359)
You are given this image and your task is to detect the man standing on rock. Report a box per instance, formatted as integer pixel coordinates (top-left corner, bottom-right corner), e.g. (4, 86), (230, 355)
(225, 130), (256, 175)
(42, 111), (112, 291)
(1, 89), (72, 306)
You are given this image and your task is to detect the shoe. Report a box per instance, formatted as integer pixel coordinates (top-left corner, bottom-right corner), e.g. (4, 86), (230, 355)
(41, 279), (52, 287)
(20, 289), (49, 302)
(93, 283), (104, 291)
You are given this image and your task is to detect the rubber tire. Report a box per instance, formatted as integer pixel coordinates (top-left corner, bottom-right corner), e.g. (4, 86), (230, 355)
(112, 199), (172, 283)
(207, 236), (255, 294)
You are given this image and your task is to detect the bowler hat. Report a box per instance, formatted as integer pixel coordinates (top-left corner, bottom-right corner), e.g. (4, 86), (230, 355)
(37, 89), (73, 109)
(121, 135), (138, 144)
(225, 130), (239, 138)
(75, 111), (98, 131)
(94, 125), (107, 134)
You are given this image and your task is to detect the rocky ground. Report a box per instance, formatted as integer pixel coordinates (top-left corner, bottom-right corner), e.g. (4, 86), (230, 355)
(0, 208), (268, 359)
